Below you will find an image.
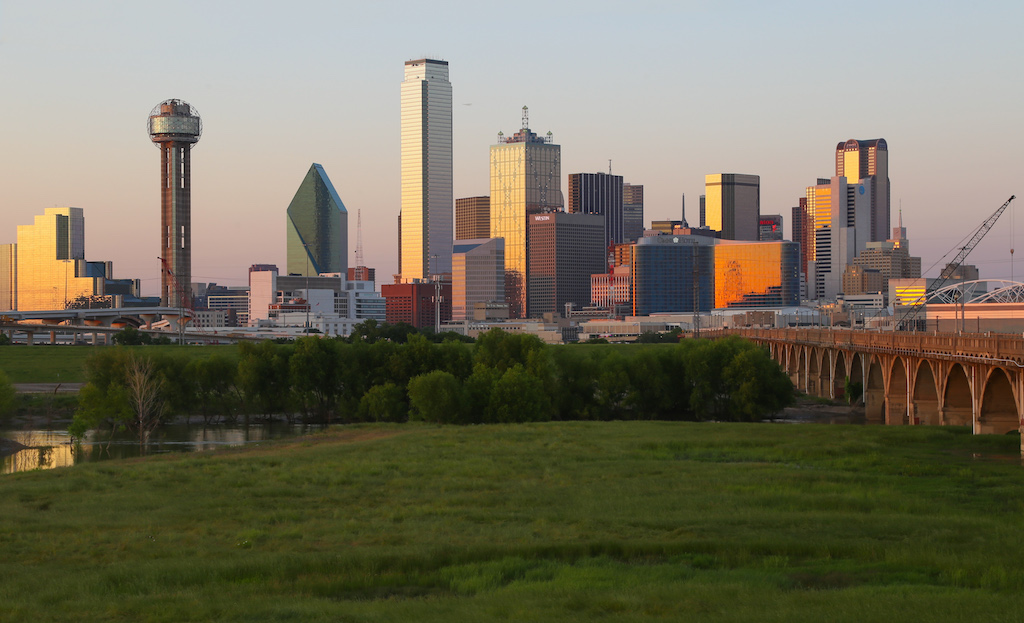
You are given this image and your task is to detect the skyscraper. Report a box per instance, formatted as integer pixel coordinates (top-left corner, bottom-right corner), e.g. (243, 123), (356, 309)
(400, 58), (453, 281)
(0, 244), (15, 311)
(568, 172), (623, 248)
(286, 163), (348, 277)
(15, 208), (106, 311)
(622, 183), (644, 243)
(452, 237), (504, 321)
(704, 174), (760, 241)
(455, 196), (490, 240)
(835, 138), (889, 242)
(805, 176), (871, 300)
(526, 212), (605, 318)
(490, 107), (561, 318)
(148, 99), (201, 308)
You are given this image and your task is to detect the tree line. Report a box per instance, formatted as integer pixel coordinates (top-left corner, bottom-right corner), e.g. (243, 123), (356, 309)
(68, 329), (793, 439)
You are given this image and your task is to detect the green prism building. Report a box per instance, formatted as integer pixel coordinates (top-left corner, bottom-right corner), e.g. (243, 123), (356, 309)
(286, 163), (348, 277)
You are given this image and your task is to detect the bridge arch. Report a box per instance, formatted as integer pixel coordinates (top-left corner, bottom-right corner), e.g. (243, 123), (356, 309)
(832, 352), (847, 401)
(913, 360), (940, 425)
(942, 363), (973, 427)
(978, 368), (1019, 435)
(865, 357), (886, 424)
(887, 357), (909, 425)
(807, 348), (820, 396)
(849, 352), (865, 405)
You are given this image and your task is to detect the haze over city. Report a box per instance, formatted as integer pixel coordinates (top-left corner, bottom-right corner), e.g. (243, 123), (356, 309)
(1, 1), (1021, 297)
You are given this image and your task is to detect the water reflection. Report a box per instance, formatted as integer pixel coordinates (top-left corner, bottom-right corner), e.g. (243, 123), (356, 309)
(2, 421), (326, 474)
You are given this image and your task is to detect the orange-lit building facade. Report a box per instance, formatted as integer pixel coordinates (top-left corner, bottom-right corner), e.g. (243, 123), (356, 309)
(713, 240), (800, 308)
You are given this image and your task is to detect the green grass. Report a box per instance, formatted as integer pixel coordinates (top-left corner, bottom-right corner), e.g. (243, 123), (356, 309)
(2, 421), (1024, 621)
(0, 344), (240, 383)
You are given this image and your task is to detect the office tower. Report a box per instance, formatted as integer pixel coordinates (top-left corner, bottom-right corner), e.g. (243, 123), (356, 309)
(836, 138), (889, 242)
(455, 196), (490, 240)
(400, 58), (453, 281)
(704, 174), (760, 240)
(452, 238), (504, 321)
(622, 183), (644, 243)
(759, 214), (783, 241)
(805, 176), (871, 300)
(286, 163), (348, 277)
(526, 212), (605, 318)
(0, 244), (15, 311)
(850, 223), (922, 301)
(490, 107), (561, 318)
(148, 99), (201, 308)
(650, 220), (684, 235)
(15, 208), (110, 311)
(631, 235), (714, 316)
(713, 240), (800, 308)
(699, 195), (706, 228)
(568, 172), (623, 248)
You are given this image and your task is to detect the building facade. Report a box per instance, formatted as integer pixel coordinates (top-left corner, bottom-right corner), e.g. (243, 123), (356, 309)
(400, 58), (453, 281)
(15, 208), (112, 311)
(623, 183), (644, 243)
(286, 163), (348, 277)
(489, 108), (561, 318)
(0, 244), (15, 311)
(452, 238), (504, 321)
(568, 172), (623, 248)
(455, 196), (490, 241)
(835, 138), (889, 242)
(631, 235), (714, 316)
(804, 176), (872, 301)
(526, 212), (605, 318)
(705, 174), (759, 241)
(759, 214), (783, 241)
(382, 280), (452, 329)
(713, 240), (800, 308)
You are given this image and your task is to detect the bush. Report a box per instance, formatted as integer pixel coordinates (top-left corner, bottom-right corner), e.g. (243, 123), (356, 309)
(358, 383), (407, 422)
(407, 370), (464, 424)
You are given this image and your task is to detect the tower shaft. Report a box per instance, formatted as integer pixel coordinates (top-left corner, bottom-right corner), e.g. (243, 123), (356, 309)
(160, 141), (192, 308)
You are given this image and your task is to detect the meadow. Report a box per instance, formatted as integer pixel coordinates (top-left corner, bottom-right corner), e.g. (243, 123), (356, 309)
(0, 344), (240, 384)
(2, 421), (1024, 621)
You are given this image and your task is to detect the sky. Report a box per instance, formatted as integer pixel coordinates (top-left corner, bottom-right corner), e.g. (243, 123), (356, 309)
(1, 1), (1022, 296)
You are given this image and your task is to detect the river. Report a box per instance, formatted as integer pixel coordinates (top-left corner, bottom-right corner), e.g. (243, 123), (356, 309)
(1, 420), (328, 474)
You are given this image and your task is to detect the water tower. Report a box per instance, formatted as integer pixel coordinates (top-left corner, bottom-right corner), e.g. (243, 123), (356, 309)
(148, 99), (201, 308)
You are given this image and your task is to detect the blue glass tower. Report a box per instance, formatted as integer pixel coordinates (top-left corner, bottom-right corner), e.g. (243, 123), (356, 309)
(286, 164), (348, 277)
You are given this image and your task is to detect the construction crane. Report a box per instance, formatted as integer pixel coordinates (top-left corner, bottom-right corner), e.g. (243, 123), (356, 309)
(896, 195), (1015, 330)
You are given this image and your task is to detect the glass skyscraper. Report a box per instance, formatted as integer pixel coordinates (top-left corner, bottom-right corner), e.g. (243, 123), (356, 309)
(286, 163), (348, 277)
(490, 108), (561, 318)
(400, 59), (453, 280)
(704, 174), (760, 241)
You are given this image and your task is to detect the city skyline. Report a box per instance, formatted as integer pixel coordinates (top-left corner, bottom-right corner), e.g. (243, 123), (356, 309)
(1, 2), (1021, 295)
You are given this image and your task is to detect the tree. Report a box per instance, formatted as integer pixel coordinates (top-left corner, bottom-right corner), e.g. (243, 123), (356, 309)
(358, 382), (407, 422)
(474, 328), (546, 372)
(289, 337), (341, 422)
(237, 341), (293, 418)
(112, 326), (150, 345)
(70, 351), (170, 445)
(485, 364), (553, 423)
(407, 370), (464, 424)
(124, 354), (167, 444)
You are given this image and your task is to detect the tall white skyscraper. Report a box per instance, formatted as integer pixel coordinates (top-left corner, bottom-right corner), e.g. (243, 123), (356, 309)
(400, 58), (453, 281)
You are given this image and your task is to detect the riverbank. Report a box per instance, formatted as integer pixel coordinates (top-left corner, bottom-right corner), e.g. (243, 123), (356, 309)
(2, 421), (1022, 620)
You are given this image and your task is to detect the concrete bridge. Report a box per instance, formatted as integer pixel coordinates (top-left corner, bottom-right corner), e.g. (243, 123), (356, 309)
(714, 328), (1024, 448)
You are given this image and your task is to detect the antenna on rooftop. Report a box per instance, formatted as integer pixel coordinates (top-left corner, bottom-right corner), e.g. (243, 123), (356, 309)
(522, 105), (529, 130)
(609, 159), (612, 175)
(355, 208), (364, 268)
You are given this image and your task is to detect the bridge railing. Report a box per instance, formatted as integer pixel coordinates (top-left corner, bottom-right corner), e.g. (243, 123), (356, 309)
(706, 328), (1024, 364)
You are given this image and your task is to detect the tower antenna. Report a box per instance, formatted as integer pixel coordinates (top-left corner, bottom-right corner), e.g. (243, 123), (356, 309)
(522, 105), (529, 130)
(355, 208), (364, 268)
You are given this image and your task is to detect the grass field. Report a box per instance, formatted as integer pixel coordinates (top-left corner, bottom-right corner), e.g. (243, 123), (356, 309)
(0, 344), (240, 383)
(2, 421), (1024, 621)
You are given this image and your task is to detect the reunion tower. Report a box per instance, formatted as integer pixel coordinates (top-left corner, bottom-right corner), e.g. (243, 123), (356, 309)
(148, 99), (202, 308)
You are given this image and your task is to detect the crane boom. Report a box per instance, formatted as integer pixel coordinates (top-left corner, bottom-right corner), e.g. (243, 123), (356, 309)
(897, 195), (1015, 329)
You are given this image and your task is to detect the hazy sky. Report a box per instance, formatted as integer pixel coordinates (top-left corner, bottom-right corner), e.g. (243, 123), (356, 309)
(2, 1), (1022, 295)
